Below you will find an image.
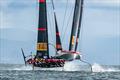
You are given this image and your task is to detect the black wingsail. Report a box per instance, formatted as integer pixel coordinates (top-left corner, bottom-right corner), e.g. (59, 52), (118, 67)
(36, 0), (49, 59)
(75, 0), (84, 51)
(69, 0), (82, 51)
(55, 15), (62, 51)
(51, 0), (62, 51)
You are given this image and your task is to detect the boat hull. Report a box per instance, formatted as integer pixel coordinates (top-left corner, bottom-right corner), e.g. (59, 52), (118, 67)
(26, 58), (65, 68)
(25, 51), (81, 68)
(54, 51), (81, 61)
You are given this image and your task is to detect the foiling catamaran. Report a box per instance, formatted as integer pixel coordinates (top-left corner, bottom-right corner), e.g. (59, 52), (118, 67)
(21, 0), (92, 71)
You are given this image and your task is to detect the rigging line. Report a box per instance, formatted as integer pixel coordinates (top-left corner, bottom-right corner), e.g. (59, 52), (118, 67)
(61, 0), (69, 39)
(61, 2), (75, 42)
(47, 11), (55, 43)
(48, 0), (57, 43)
(51, 0), (55, 10)
(78, 22), (84, 52)
(50, 0), (57, 44)
(78, 4), (85, 52)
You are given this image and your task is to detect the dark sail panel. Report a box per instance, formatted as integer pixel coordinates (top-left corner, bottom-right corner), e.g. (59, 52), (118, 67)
(55, 15), (62, 51)
(75, 0), (84, 51)
(69, 0), (81, 51)
(36, 0), (49, 59)
(51, 0), (62, 51)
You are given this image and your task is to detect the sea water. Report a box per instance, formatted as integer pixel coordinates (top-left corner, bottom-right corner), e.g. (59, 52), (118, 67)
(0, 63), (120, 80)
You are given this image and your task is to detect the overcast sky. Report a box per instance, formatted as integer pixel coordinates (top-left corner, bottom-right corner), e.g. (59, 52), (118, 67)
(0, 0), (120, 65)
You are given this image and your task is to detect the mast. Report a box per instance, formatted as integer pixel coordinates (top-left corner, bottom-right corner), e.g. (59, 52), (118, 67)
(75, 0), (84, 51)
(69, 0), (82, 51)
(51, 0), (62, 51)
(36, 0), (49, 59)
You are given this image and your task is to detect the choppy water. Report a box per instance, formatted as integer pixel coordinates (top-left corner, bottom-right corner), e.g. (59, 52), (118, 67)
(0, 63), (120, 80)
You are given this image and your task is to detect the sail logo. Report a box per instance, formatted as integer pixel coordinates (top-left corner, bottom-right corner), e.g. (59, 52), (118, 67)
(37, 43), (47, 51)
(72, 36), (75, 45)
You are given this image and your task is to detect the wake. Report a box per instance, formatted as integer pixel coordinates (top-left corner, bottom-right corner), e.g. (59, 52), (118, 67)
(11, 62), (120, 72)
(92, 63), (120, 72)
(64, 62), (120, 72)
(13, 65), (33, 71)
